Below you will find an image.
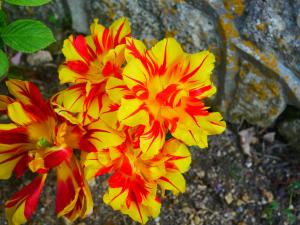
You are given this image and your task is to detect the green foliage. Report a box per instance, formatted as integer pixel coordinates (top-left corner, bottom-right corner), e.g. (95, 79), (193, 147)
(0, 0), (53, 79)
(0, 10), (6, 27)
(4, 0), (51, 7)
(284, 208), (297, 224)
(264, 200), (279, 225)
(1, 19), (55, 53)
(0, 49), (9, 77)
(288, 181), (300, 193)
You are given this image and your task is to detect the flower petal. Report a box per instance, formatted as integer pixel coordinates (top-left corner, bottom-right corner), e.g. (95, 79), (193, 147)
(6, 80), (44, 106)
(56, 157), (93, 221)
(80, 119), (124, 152)
(139, 121), (165, 159)
(81, 150), (114, 180)
(149, 38), (184, 72)
(7, 102), (35, 125)
(106, 77), (130, 104)
(52, 83), (86, 114)
(118, 98), (149, 127)
(0, 95), (14, 113)
(109, 17), (131, 46)
(196, 112), (226, 135)
(180, 51), (215, 83)
(158, 171), (186, 195)
(58, 65), (84, 84)
(5, 174), (47, 225)
(125, 37), (147, 62)
(0, 143), (27, 179)
(104, 172), (160, 224)
(99, 94), (120, 129)
(62, 35), (85, 62)
(170, 116), (209, 148)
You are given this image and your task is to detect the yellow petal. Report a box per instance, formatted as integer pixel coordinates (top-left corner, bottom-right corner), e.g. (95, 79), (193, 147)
(81, 119), (124, 151)
(7, 102), (33, 125)
(125, 37), (147, 62)
(109, 17), (131, 45)
(149, 38), (184, 69)
(158, 171), (186, 195)
(106, 77), (128, 103)
(163, 139), (191, 173)
(122, 58), (149, 90)
(103, 187), (128, 211)
(180, 51), (215, 83)
(58, 65), (83, 84)
(196, 112), (226, 135)
(56, 157), (93, 220)
(62, 35), (85, 61)
(5, 174), (47, 225)
(118, 98), (149, 127)
(139, 121), (165, 159)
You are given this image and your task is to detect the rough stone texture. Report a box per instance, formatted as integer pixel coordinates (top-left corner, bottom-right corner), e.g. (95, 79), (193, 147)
(229, 60), (286, 127)
(278, 118), (300, 151)
(65, 0), (89, 33)
(3, 0), (300, 128)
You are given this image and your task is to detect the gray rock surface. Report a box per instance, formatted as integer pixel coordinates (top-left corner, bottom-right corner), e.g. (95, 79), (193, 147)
(278, 118), (300, 150)
(3, 0), (300, 128)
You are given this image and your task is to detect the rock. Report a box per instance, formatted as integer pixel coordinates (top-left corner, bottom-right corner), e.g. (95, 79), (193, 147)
(196, 170), (206, 179)
(65, 0), (89, 33)
(297, 9), (300, 29)
(278, 117), (300, 150)
(262, 189), (274, 203)
(225, 192), (234, 205)
(193, 215), (201, 225)
(182, 206), (193, 214)
(239, 127), (255, 156)
(263, 132), (276, 143)
(27, 50), (53, 66)
(229, 60), (286, 127)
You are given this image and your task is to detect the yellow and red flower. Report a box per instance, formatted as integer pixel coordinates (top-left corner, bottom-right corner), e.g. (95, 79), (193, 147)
(0, 16), (227, 225)
(0, 80), (93, 225)
(106, 37), (226, 158)
(82, 126), (191, 223)
(52, 17), (131, 126)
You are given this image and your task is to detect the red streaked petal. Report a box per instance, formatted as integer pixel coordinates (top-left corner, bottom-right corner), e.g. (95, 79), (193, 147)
(109, 17), (131, 47)
(56, 157), (93, 221)
(5, 174), (47, 225)
(73, 35), (95, 63)
(43, 147), (72, 169)
(67, 60), (89, 74)
(0, 95), (14, 113)
(80, 119), (124, 152)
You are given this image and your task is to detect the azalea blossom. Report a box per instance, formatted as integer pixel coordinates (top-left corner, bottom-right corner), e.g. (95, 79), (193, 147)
(107, 37), (226, 158)
(52, 17), (131, 126)
(0, 80), (93, 225)
(82, 127), (191, 223)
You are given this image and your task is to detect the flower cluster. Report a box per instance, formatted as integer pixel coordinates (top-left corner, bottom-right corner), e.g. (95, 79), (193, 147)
(0, 17), (226, 224)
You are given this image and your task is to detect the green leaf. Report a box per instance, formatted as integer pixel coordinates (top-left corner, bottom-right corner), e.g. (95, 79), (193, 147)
(288, 181), (300, 193)
(1, 19), (55, 53)
(0, 49), (9, 77)
(284, 208), (297, 224)
(0, 10), (7, 27)
(4, 0), (51, 7)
